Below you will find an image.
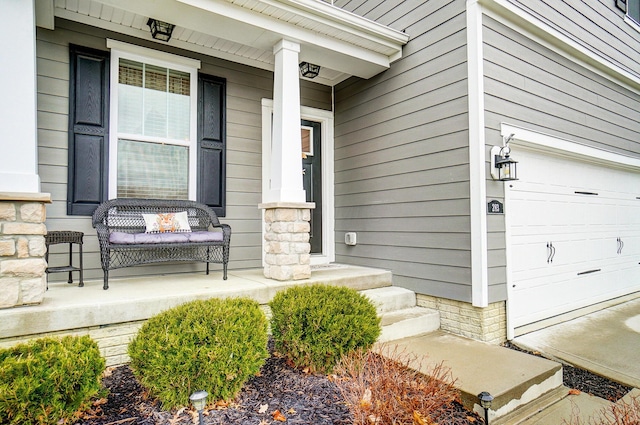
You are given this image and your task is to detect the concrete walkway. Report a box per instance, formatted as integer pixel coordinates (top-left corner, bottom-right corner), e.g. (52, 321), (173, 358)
(514, 297), (640, 389)
(509, 296), (640, 424)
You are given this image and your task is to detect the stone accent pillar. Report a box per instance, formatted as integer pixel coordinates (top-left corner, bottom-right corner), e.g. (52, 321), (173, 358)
(0, 192), (51, 309)
(259, 202), (315, 281)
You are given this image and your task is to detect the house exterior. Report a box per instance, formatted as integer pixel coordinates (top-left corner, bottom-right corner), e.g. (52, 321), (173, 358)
(1, 0), (638, 343)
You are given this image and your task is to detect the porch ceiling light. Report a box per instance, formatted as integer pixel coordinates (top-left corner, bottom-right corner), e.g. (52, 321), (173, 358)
(189, 390), (208, 425)
(490, 133), (518, 181)
(147, 18), (175, 42)
(299, 62), (321, 79)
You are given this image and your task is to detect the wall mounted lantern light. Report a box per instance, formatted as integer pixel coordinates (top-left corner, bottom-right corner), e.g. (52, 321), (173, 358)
(478, 391), (494, 424)
(189, 390), (208, 425)
(147, 18), (175, 42)
(299, 62), (321, 79)
(490, 133), (518, 181)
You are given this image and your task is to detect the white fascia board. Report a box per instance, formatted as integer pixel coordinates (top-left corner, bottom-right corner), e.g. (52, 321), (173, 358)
(501, 123), (640, 170)
(467, 0), (489, 308)
(479, 0), (640, 93)
(177, 0), (406, 70)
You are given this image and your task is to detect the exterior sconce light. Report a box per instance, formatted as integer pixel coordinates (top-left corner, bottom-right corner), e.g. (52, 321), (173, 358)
(147, 18), (175, 42)
(478, 391), (494, 424)
(189, 390), (208, 425)
(299, 62), (321, 79)
(490, 133), (518, 181)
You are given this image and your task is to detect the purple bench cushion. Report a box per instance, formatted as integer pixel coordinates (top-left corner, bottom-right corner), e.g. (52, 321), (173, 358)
(109, 231), (224, 245)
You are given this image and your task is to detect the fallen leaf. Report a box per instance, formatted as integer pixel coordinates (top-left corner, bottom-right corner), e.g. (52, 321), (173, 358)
(272, 409), (287, 422)
(215, 399), (229, 408)
(259, 420), (269, 425)
(288, 407), (297, 415)
(466, 416), (477, 422)
(258, 404), (269, 414)
(93, 397), (108, 406)
(360, 388), (373, 408)
(368, 414), (381, 424)
(568, 388), (581, 395)
(413, 410), (436, 425)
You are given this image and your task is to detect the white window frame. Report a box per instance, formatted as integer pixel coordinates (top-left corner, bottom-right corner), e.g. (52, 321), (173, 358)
(106, 40), (201, 200)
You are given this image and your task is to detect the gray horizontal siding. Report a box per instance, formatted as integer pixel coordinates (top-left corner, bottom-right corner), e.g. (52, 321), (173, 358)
(510, 0), (640, 81)
(37, 18), (331, 283)
(483, 15), (640, 157)
(334, 1), (473, 303)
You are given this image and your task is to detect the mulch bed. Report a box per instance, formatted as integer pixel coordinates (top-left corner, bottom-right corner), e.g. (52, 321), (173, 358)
(76, 352), (480, 425)
(503, 341), (632, 402)
(75, 342), (631, 425)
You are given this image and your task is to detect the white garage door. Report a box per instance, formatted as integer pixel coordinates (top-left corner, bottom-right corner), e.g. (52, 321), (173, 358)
(508, 147), (640, 332)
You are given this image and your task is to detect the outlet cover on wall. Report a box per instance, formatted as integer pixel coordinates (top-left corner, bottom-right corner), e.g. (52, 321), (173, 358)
(345, 232), (357, 246)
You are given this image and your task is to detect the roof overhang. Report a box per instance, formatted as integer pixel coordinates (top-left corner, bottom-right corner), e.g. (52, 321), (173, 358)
(37, 0), (409, 86)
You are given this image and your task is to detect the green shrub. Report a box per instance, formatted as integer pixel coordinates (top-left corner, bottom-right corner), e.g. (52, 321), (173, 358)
(128, 297), (269, 409)
(269, 284), (381, 373)
(0, 335), (105, 425)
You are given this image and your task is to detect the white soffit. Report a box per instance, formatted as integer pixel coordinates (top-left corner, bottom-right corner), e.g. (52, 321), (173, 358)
(45, 0), (409, 86)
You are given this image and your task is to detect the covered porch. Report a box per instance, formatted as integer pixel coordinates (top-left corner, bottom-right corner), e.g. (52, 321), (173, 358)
(0, 265), (392, 366)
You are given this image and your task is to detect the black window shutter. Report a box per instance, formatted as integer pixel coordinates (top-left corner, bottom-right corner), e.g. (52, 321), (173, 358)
(67, 45), (109, 216)
(197, 73), (226, 217)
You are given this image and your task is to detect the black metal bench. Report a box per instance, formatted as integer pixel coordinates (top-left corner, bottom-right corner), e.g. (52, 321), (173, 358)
(92, 199), (231, 290)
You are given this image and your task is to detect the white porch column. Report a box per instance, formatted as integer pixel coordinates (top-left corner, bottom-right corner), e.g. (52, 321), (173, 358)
(268, 39), (305, 203)
(0, 1), (40, 193)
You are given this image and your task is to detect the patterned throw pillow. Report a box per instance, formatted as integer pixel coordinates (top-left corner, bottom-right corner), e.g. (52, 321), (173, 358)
(142, 211), (192, 233)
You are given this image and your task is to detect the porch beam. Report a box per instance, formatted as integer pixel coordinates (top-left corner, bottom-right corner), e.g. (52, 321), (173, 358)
(0, 0), (40, 193)
(267, 39), (306, 203)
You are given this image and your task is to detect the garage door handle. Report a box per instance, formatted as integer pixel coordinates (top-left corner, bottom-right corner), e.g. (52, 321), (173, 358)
(617, 237), (624, 254)
(547, 242), (556, 263)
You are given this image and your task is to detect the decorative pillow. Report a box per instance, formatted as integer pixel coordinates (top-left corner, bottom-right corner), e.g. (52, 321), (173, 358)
(142, 211), (191, 233)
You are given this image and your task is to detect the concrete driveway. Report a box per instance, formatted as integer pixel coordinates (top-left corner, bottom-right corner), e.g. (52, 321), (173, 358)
(513, 296), (640, 389)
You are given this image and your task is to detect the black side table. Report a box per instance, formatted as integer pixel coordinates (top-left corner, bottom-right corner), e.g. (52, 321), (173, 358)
(45, 231), (84, 288)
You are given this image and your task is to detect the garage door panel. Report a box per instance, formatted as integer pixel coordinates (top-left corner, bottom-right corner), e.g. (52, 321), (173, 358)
(508, 146), (640, 332)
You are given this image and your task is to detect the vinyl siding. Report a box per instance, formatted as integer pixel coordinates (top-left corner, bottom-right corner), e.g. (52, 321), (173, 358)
(334, 1), (474, 302)
(509, 0), (640, 81)
(37, 18), (331, 282)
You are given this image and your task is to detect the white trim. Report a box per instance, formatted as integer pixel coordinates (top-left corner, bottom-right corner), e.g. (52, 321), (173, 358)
(107, 41), (200, 200)
(106, 39), (201, 70)
(479, 0), (640, 93)
(467, 0), (490, 308)
(261, 99), (335, 265)
(500, 123), (640, 170)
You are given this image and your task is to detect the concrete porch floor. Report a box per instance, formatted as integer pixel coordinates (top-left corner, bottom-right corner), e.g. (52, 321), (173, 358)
(0, 265), (393, 343)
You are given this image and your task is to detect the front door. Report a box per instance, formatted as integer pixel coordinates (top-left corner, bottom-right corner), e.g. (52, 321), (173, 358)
(301, 119), (322, 254)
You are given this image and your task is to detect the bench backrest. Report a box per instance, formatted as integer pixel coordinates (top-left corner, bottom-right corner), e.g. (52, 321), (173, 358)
(92, 199), (220, 234)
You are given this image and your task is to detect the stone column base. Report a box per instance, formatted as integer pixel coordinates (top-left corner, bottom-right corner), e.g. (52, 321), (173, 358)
(0, 192), (51, 309)
(259, 202), (315, 281)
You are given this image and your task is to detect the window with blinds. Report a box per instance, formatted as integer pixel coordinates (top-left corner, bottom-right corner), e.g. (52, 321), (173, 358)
(116, 59), (192, 199)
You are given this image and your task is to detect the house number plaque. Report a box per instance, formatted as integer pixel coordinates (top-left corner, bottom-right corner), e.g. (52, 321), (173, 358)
(487, 200), (504, 214)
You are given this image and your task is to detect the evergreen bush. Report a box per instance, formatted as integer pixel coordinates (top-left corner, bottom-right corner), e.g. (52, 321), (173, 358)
(0, 335), (105, 425)
(269, 284), (381, 373)
(128, 297), (269, 409)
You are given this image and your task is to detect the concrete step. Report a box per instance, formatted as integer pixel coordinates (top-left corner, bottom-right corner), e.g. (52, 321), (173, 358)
(361, 286), (417, 314)
(378, 306), (440, 342)
(387, 331), (564, 423)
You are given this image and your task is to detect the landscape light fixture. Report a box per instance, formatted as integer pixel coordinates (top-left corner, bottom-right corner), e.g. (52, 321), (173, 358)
(189, 390), (208, 425)
(478, 391), (494, 424)
(490, 133), (518, 181)
(147, 18), (175, 42)
(299, 62), (321, 79)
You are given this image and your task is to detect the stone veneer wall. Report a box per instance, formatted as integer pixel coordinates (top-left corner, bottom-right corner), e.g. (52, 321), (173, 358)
(417, 294), (507, 344)
(260, 202), (314, 281)
(0, 193), (50, 309)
